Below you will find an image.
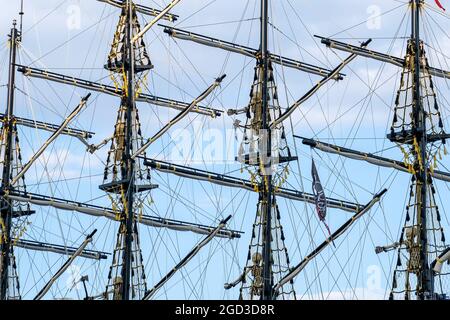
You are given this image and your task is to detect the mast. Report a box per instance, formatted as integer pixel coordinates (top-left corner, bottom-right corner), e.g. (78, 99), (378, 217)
(121, 0), (136, 301)
(313, 0), (450, 300)
(0, 20), (19, 301)
(411, 0), (433, 299)
(0, 0), (398, 300)
(0, 0), (244, 301)
(259, 0), (273, 301)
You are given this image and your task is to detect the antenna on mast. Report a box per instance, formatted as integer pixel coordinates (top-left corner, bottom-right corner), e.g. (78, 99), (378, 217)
(19, 0), (24, 40)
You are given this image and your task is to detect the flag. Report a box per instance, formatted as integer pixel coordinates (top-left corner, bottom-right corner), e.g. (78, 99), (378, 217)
(311, 159), (326, 220)
(436, 0), (446, 11)
(311, 159), (335, 247)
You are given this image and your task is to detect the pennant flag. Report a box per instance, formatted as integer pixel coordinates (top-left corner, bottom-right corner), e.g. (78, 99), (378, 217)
(436, 0), (446, 11)
(311, 159), (335, 247)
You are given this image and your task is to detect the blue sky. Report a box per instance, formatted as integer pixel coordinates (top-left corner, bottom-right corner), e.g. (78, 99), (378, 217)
(1, 0), (450, 299)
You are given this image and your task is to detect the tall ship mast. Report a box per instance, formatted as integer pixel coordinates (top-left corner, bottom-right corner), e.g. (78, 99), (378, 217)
(308, 0), (450, 299)
(0, 0), (448, 300)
